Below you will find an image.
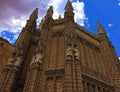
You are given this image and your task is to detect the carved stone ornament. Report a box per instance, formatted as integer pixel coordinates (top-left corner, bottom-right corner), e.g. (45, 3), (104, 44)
(30, 52), (43, 68)
(14, 56), (22, 68)
(65, 44), (73, 61)
(6, 56), (15, 68)
(65, 33), (80, 61)
(74, 46), (80, 60)
(30, 40), (46, 68)
(14, 42), (26, 57)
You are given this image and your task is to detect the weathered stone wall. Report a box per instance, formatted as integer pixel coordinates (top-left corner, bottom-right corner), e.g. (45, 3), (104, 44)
(0, 38), (14, 75)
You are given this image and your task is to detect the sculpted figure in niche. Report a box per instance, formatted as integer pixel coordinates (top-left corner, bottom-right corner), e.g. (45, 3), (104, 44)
(18, 42), (25, 56)
(14, 56), (22, 67)
(14, 56), (22, 69)
(30, 48), (43, 68)
(6, 56), (15, 67)
(74, 45), (80, 60)
(35, 49), (43, 64)
(65, 44), (73, 60)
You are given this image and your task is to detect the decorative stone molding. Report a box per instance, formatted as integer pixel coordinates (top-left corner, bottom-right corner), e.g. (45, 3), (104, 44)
(82, 74), (115, 91)
(52, 31), (63, 37)
(45, 69), (65, 77)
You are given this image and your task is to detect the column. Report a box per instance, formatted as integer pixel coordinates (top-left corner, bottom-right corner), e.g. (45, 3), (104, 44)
(93, 47), (101, 77)
(63, 62), (72, 92)
(84, 42), (89, 72)
(0, 67), (18, 92)
(91, 45), (97, 74)
(85, 42), (92, 73)
(58, 35), (64, 69)
(75, 59), (84, 92)
(73, 40), (84, 92)
(87, 43), (94, 73)
(49, 35), (57, 69)
(97, 50), (107, 79)
(79, 40), (87, 71)
(72, 61), (77, 92)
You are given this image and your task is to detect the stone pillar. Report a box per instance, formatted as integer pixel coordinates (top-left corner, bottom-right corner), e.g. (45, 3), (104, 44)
(72, 60), (77, 92)
(91, 45), (97, 74)
(23, 69), (42, 92)
(64, 33), (84, 92)
(0, 42), (25, 92)
(84, 42), (92, 73)
(97, 50), (107, 79)
(75, 59), (84, 92)
(93, 47), (101, 77)
(0, 64), (19, 92)
(91, 84), (96, 92)
(23, 40), (46, 92)
(63, 60), (73, 92)
(79, 40), (87, 71)
(83, 81), (88, 92)
(49, 34), (57, 69)
(87, 43), (94, 73)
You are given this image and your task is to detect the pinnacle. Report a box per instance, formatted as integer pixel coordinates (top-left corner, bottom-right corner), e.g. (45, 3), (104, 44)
(97, 22), (107, 34)
(65, 0), (73, 12)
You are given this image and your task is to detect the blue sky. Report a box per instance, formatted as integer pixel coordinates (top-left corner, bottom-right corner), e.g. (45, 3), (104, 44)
(0, 0), (120, 57)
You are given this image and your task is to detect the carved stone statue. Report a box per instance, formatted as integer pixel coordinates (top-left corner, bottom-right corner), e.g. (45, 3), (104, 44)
(30, 50), (43, 68)
(14, 56), (22, 68)
(6, 56), (15, 67)
(34, 51), (43, 64)
(74, 47), (80, 60)
(65, 44), (73, 60)
(18, 42), (25, 56)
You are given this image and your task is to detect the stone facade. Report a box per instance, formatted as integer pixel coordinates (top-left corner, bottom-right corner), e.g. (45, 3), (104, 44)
(0, 38), (15, 74)
(0, 0), (120, 92)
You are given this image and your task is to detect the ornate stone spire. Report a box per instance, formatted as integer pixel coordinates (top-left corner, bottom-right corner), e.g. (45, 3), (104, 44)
(64, 0), (74, 22)
(97, 22), (107, 34)
(45, 6), (53, 19)
(65, 0), (73, 12)
(29, 8), (38, 21)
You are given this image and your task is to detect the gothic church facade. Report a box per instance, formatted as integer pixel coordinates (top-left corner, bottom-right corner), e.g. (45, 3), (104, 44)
(0, 0), (120, 92)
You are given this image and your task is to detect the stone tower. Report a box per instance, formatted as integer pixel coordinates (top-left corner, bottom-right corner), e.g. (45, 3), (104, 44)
(0, 0), (120, 92)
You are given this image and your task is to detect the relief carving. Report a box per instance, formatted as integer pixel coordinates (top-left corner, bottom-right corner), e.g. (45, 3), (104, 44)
(30, 40), (46, 68)
(13, 56), (22, 70)
(65, 44), (73, 61)
(74, 45), (80, 60)
(65, 32), (80, 61)
(6, 42), (26, 70)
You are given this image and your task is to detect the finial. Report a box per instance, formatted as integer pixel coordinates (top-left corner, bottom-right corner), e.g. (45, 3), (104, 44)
(65, 0), (73, 12)
(45, 6), (53, 18)
(29, 8), (38, 21)
(97, 22), (107, 34)
(59, 15), (62, 19)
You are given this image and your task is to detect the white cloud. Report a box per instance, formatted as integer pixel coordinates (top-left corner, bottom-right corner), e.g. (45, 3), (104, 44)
(108, 24), (113, 27)
(48, 0), (67, 19)
(72, 0), (85, 26)
(118, 2), (120, 6)
(118, 0), (120, 6)
(48, 0), (85, 26)
(0, 16), (27, 44)
(0, 0), (86, 44)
